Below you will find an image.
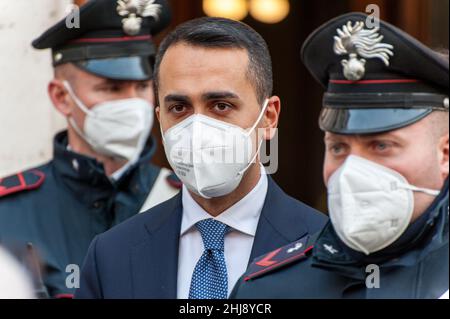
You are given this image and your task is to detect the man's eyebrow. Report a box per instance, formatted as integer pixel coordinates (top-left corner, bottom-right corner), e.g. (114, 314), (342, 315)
(164, 94), (192, 104)
(93, 79), (125, 87)
(202, 91), (240, 101)
(324, 134), (342, 142)
(94, 79), (151, 86)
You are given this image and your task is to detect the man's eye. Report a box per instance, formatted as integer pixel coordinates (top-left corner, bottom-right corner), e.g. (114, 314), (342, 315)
(373, 141), (392, 152)
(170, 104), (187, 113)
(213, 103), (232, 112)
(101, 86), (120, 93)
(329, 143), (346, 155)
(138, 82), (151, 90)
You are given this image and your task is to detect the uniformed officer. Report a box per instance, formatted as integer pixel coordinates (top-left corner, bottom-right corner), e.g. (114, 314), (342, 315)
(231, 12), (449, 299)
(0, 0), (180, 298)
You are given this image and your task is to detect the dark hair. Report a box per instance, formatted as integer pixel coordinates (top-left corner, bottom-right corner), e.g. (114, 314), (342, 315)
(154, 17), (273, 104)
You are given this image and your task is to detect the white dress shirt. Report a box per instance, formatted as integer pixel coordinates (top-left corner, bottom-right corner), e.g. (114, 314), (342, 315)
(177, 166), (268, 299)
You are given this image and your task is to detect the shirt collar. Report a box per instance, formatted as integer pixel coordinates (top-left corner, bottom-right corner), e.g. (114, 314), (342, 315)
(180, 165), (268, 237)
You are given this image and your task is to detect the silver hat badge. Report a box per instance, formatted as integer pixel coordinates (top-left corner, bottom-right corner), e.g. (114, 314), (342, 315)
(117, 0), (162, 36)
(333, 21), (394, 81)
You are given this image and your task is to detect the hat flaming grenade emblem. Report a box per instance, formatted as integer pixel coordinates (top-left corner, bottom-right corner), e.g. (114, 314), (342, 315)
(334, 21), (394, 81)
(117, 0), (162, 36)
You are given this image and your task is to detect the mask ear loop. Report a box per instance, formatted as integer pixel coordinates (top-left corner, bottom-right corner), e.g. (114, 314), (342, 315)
(63, 81), (99, 149)
(159, 121), (166, 145)
(396, 183), (441, 196)
(239, 98), (270, 176)
(245, 99), (270, 137)
(62, 81), (92, 115)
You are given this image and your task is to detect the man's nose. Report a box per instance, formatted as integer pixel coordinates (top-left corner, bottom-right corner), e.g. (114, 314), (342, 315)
(120, 82), (147, 99)
(347, 144), (376, 162)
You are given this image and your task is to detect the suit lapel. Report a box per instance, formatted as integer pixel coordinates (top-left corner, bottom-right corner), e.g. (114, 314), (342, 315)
(130, 193), (182, 299)
(129, 177), (310, 297)
(250, 176), (309, 262)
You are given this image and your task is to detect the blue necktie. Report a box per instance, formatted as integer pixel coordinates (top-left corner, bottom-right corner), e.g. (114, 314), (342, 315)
(189, 219), (229, 299)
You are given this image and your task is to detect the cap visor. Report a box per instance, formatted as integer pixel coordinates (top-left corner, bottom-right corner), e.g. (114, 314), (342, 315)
(74, 56), (152, 81)
(319, 107), (433, 134)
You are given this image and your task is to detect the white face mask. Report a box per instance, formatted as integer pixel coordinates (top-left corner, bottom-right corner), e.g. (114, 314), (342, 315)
(162, 99), (269, 199)
(327, 155), (440, 255)
(63, 81), (154, 162)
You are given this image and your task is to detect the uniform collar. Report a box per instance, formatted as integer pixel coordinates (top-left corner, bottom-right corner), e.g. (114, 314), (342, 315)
(312, 178), (449, 278)
(52, 131), (157, 202)
(180, 165), (268, 237)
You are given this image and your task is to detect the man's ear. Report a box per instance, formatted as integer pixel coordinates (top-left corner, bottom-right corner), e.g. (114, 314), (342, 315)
(155, 105), (161, 122)
(439, 132), (449, 180)
(48, 80), (73, 117)
(263, 96), (281, 140)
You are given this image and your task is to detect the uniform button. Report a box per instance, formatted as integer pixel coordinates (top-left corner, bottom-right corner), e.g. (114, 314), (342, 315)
(54, 52), (63, 62)
(72, 159), (79, 172)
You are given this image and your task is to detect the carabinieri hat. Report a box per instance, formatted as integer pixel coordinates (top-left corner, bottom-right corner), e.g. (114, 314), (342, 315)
(301, 12), (449, 135)
(32, 0), (171, 81)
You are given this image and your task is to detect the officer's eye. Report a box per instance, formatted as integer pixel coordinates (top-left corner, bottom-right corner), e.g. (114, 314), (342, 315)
(101, 85), (121, 93)
(138, 82), (151, 90)
(372, 141), (392, 152)
(328, 143), (347, 156)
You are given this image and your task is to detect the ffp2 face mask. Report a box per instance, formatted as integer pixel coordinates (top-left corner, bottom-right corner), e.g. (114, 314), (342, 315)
(162, 99), (269, 199)
(64, 81), (154, 163)
(327, 155), (440, 255)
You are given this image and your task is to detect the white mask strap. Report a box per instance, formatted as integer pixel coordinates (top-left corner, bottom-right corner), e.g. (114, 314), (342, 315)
(68, 116), (97, 148)
(63, 81), (92, 115)
(238, 138), (264, 176)
(395, 182), (441, 196)
(246, 98), (270, 137)
(238, 99), (270, 175)
(159, 122), (166, 144)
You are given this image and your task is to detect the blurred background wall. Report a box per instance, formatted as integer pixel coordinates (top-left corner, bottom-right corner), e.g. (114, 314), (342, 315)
(1, 0), (448, 212)
(0, 0), (71, 177)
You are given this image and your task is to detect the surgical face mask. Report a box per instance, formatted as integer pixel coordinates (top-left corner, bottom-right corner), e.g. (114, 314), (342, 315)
(327, 155), (440, 255)
(63, 81), (154, 163)
(162, 99), (269, 199)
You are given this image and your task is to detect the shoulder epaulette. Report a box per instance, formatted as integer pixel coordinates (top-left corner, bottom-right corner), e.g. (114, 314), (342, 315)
(244, 235), (314, 282)
(0, 170), (45, 198)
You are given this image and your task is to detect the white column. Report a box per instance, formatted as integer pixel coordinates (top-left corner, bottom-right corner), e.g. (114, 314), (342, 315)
(0, 0), (72, 176)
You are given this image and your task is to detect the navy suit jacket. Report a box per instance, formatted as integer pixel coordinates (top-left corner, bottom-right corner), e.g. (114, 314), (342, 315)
(75, 177), (328, 299)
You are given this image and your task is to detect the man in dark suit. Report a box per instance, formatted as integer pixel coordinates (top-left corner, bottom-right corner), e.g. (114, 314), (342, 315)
(75, 17), (327, 299)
